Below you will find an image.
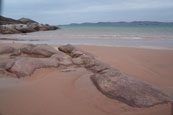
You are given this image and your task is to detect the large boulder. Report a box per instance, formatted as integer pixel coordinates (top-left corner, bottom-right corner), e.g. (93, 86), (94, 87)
(20, 44), (58, 57)
(0, 46), (15, 54)
(9, 57), (59, 77)
(90, 68), (170, 107)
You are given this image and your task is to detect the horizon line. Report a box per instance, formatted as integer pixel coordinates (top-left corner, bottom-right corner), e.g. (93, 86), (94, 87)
(58, 21), (173, 26)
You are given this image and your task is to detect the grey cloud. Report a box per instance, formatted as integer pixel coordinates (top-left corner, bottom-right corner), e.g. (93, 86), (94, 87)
(2, 0), (173, 24)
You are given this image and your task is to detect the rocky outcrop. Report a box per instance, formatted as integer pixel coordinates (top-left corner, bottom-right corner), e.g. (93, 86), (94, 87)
(58, 44), (172, 108)
(0, 23), (59, 34)
(0, 16), (60, 34)
(0, 44), (72, 78)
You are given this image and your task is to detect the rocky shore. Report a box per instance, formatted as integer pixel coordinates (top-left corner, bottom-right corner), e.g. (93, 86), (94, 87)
(0, 16), (59, 34)
(0, 43), (172, 109)
(0, 23), (59, 34)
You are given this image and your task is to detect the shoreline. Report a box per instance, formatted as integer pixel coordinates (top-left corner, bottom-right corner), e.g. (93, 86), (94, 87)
(75, 43), (173, 50)
(0, 27), (173, 50)
(1, 41), (173, 50)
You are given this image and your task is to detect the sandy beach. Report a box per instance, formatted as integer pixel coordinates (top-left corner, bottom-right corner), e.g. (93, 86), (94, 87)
(0, 43), (173, 115)
(1, 0), (173, 114)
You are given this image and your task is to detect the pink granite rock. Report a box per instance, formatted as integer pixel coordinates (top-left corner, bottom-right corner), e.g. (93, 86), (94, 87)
(9, 57), (59, 77)
(21, 44), (58, 57)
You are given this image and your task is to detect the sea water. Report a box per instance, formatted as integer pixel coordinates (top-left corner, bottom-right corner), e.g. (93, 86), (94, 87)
(0, 25), (173, 49)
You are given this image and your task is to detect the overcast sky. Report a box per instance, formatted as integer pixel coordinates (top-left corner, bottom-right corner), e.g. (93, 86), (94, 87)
(1, 0), (173, 25)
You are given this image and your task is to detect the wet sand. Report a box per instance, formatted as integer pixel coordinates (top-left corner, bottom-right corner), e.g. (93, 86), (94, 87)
(0, 44), (173, 115)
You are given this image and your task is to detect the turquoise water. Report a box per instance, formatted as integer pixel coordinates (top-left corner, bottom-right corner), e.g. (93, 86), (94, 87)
(59, 25), (173, 40)
(0, 25), (173, 49)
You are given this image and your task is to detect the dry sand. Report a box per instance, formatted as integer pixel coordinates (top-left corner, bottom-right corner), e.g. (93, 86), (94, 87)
(0, 44), (173, 115)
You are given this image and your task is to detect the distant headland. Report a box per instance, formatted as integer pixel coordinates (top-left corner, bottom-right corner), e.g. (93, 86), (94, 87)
(61, 21), (173, 26)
